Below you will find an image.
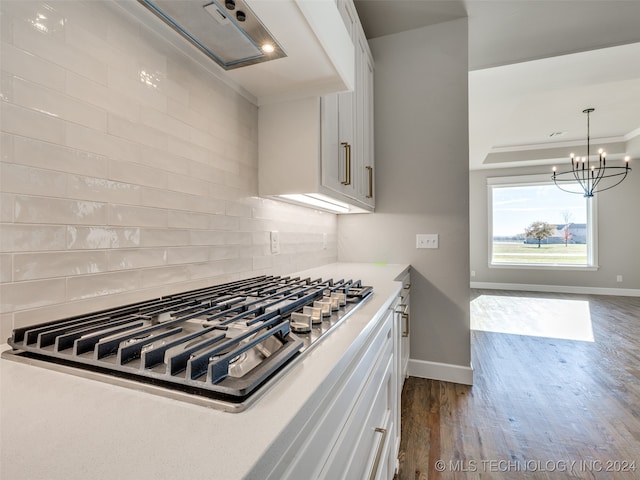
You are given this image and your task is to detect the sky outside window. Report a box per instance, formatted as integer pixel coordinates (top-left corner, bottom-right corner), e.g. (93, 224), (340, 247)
(493, 184), (587, 237)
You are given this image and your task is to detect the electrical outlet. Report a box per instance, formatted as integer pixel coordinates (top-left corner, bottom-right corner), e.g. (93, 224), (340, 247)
(416, 234), (439, 249)
(270, 231), (280, 254)
(471, 270), (476, 277)
(616, 275), (623, 283)
(322, 233), (328, 250)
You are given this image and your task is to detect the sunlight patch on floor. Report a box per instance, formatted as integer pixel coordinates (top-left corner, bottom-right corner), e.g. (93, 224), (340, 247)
(471, 295), (594, 342)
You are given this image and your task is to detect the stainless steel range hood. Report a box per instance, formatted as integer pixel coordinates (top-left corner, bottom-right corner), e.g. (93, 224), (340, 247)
(138, 0), (286, 70)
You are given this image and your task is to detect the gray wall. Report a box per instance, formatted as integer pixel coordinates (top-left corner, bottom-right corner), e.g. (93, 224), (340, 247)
(470, 164), (640, 290)
(338, 19), (471, 381)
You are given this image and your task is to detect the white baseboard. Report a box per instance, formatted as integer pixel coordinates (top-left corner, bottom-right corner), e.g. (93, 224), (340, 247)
(470, 281), (640, 297)
(408, 359), (474, 385)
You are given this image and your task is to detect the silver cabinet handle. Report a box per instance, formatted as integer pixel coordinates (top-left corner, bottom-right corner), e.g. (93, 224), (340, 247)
(395, 304), (409, 337)
(340, 142), (351, 185)
(366, 165), (373, 198)
(402, 312), (409, 337)
(404, 283), (411, 289)
(368, 427), (387, 480)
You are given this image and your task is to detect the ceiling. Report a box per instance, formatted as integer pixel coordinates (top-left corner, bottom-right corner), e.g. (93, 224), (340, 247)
(353, 0), (640, 170)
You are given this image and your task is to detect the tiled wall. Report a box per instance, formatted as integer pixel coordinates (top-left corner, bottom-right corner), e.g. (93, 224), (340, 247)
(0, 0), (337, 341)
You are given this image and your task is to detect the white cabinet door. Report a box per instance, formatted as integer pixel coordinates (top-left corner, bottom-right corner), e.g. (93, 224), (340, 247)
(321, 92), (356, 199)
(359, 34), (375, 207)
(318, 317), (394, 480)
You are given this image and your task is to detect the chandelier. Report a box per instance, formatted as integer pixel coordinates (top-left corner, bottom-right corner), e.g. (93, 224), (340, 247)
(552, 108), (631, 197)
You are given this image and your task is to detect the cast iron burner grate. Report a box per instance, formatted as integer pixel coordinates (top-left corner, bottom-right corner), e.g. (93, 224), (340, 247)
(3, 275), (372, 410)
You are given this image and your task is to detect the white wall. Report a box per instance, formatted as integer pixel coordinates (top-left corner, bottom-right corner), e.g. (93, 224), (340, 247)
(0, 0), (337, 342)
(470, 163), (640, 292)
(338, 18), (471, 383)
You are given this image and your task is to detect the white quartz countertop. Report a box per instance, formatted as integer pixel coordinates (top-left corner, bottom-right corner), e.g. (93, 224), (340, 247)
(0, 262), (409, 480)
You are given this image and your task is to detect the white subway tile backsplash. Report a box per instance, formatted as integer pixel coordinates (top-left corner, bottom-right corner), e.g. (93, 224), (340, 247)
(0, 163), (67, 198)
(0, 4), (12, 44)
(65, 15), (136, 75)
(0, 254), (12, 283)
(12, 16), (108, 85)
(15, 195), (107, 225)
(225, 201), (253, 218)
(209, 245), (240, 261)
(1, 43), (66, 92)
(141, 187), (219, 215)
(67, 174), (141, 205)
(108, 158), (168, 190)
(139, 265), (189, 290)
(107, 247), (167, 271)
(66, 71), (140, 123)
(0, 312), (13, 345)
(108, 113), (168, 150)
(107, 68), (167, 113)
(0, 132), (13, 163)
(167, 210), (212, 230)
(167, 246), (210, 265)
(140, 106), (190, 140)
(7, 1), (68, 41)
(0, 278), (66, 313)
(1, 224), (66, 252)
(0, 194), (15, 221)
(13, 76), (108, 132)
(108, 204), (167, 228)
(166, 134), (215, 167)
(189, 230), (225, 246)
(1, 101), (66, 144)
(209, 214), (240, 231)
(139, 228), (190, 248)
(167, 172), (211, 198)
(12, 135), (109, 178)
(13, 250), (107, 281)
(66, 270), (140, 301)
(1, 0), (337, 333)
(187, 261), (226, 280)
(1, 70), (15, 103)
(65, 122), (139, 161)
(67, 226), (140, 250)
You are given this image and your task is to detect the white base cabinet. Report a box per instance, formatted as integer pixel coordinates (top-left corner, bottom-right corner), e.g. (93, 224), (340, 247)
(393, 271), (411, 461)
(265, 273), (411, 480)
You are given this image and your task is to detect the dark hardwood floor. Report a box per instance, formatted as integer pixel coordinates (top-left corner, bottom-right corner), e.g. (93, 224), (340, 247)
(397, 290), (640, 479)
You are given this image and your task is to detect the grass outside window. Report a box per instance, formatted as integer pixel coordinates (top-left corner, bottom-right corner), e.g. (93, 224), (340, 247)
(492, 242), (588, 265)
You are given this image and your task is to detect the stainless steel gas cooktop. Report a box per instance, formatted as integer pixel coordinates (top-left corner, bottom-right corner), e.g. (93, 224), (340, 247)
(2, 275), (372, 412)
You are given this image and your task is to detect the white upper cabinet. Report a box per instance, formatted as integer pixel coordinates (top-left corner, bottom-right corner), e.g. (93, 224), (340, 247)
(258, 0), (375, 213)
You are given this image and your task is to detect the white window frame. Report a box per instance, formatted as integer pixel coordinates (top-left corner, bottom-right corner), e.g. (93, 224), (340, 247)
(487, 174), (599, 271)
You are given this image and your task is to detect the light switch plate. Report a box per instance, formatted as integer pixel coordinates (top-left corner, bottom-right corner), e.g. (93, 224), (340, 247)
(416, 234), (438, 249)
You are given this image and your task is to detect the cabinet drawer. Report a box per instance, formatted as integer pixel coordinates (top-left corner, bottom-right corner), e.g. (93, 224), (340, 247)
(319, 322), (394, 480)
(278, 313), (393, 480)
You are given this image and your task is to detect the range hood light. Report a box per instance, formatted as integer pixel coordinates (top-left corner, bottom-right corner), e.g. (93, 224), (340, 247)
(262, 43), (275, 53)
(138, 0), (286, 70)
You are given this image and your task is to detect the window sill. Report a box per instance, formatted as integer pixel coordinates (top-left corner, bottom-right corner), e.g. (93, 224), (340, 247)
(489, 263), (599, 271)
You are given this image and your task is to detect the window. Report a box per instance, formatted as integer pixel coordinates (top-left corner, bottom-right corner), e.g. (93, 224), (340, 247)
(488, 175), (597, 269)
